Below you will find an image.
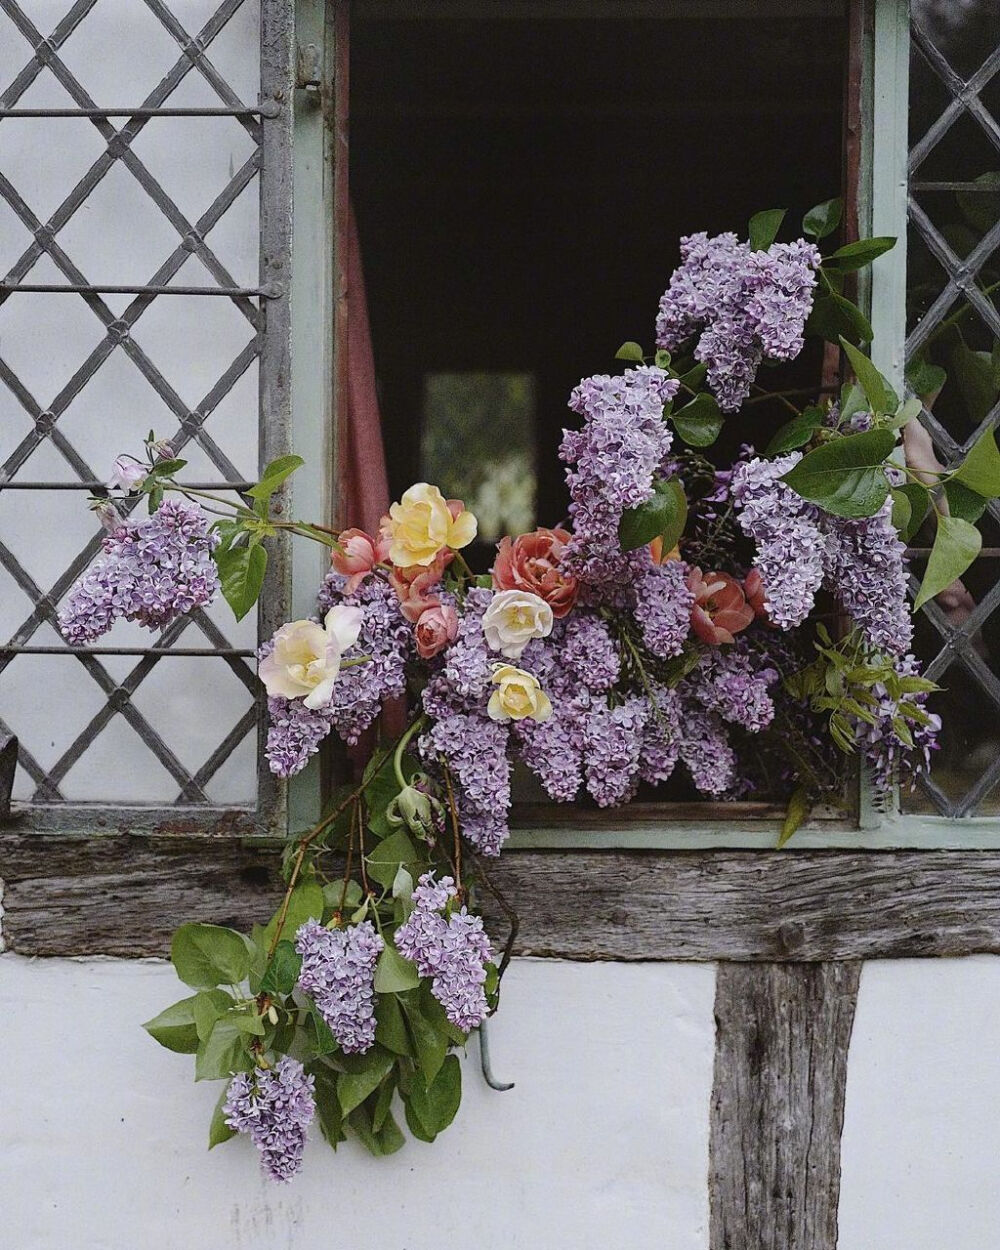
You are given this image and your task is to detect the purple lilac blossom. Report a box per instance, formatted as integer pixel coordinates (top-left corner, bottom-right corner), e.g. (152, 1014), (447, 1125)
(583, 694), (649, 807)
(677, 709), (739, 795)
(632, 560), (693, 659)
(223, 1057), (315, 1183)
(419, 711), (512, 856)
(692, 642), (779, 733)
(655, 232), (821, 412)
(513, 688), (590, 803)
(730, 452), (828, 629)
(639, 683), (683, 785)
(396, 872), (494, 1031)
(421, 586), (494, 717)
(560, 614), (621, 692)
(295, 918), (383, 1054)
(58, 498), (219, 644)
(854, 654), (940, 802)
(559, 366), (679, 594)
(824, 500), (913, 655)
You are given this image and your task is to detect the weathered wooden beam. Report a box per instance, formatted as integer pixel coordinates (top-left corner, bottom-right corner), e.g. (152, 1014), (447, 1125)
(709, 962), (861, 1250)
(4, 833), (1000, 958)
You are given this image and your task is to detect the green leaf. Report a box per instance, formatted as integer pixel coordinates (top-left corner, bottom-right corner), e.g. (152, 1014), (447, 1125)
(338, 1050), (395, 1115)
(171, 923), (251, 989)
(887, 395), (923, 431)
(839, 337), (890, 415)
(374, 943), (421, 994)
(312, 1067), (345, 1149)
(906, 355), (947, 399)
(678, 361), (708, 389)
(781, 429), (894, 518)
(246, 454), (305, 501)
(803, 197), (843, 240)
(950, 339), (998, 425)
(192, 989), (235, 1042)
(614, 341), (645, 363)
(375, 993), (412, 1055)
(654, 348), (671, 369)
(944, 479), (988, 525)
(805, 291), (873, 345)
(894, 482), (931, 542)
(956, 170), (1000, 234)
(748, 208), (786, 252)
(142, 994), (206, 1054)
(208, 1087), (236, 1149)
(371, 1071), (396, 1133)
(347, 1104), (406, 1157)
(261, 879), (324, 951)
(214, 543), (267, 622)
(259, 940), (303, 996)
(672, 393), (723, 447)
(401, 996), (448, 1084)
(953, 424), (1000, 498)
(404, 1054), (463, 1143)
(914, 514), (983, 609)
(365, 829), (419, 889)
(777, 786), (810, 849)
(890, 487), (912, 537)
(146, 457), (187, 478)
(619, 478), (688, 552)
(194, 1018), (252, 1082)
(825, 236), (896, 270)
(764, 405), (826, 456)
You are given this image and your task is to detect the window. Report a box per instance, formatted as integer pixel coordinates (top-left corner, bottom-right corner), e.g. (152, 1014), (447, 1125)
(0, 1), (294, 834)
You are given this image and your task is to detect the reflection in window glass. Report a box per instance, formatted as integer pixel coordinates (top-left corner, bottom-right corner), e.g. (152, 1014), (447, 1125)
(905, 0), (1000, 815)
(421, 372), (536, 547)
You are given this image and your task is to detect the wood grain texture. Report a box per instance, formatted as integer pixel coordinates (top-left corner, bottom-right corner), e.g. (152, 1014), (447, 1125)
(710, 962), (861, 1250)
(4, 834), (1000, 958)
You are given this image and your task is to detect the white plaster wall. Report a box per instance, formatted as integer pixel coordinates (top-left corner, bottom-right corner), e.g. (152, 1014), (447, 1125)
(0, 954), (715, 1250)
(840, 955), (1000, 1249)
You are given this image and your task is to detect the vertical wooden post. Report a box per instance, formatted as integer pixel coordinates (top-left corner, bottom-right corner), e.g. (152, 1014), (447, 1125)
(709, 962), (861, 1250)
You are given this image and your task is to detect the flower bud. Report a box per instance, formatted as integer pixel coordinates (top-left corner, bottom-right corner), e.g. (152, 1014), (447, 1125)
(267, 1005), (279, 1025)
(90, 498), (126, 533)
(150, 438), (175, 462)
(386, 784), (442, 838)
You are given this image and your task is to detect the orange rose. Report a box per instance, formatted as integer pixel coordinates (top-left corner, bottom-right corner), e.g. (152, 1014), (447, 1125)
(687, 567), (754, 646)
(492, 527), (578, 619)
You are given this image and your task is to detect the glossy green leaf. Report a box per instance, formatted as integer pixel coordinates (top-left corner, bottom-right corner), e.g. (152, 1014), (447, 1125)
(401, 997), (448, 1084)
(914, 514), (983, 609)
(950, 340), (998, 425)
(764, 405), (825, 456)
(672, 392), (723, 447)
(781, 429), (894, 518)
(208, 1086), (237, 1149)
(777, 786), (810, 849)
(338, 1050), (395, 1115)
(614, 341), (645, 363)
(365, 829), (419, 889)
(805, 291), (873, 345)
(906, 355), (946, 399)
(653, 348), (671, 369)
(802, 197), (843, 240)
(619, 478), (688, 552)
(246, 454), (305, 501)
(404, 1054), (462, 1143)
(259, 940), (302, 996)
(824, 236), (896, 270)
(748, 208), (786, 252)
(312, 1067), (346, 1149)
(374, 943), (421, 994)
(375, 992), (412, 1056)
(192, 989), (235, 1042)
(261, 879), (324, 950)
(953, 424), (1000, 498)
(194, 1018), (251, 1082)
(893, 482), (931, 542)
(944, 479), (988, 525)
(142, 994), (205, 1054)
(171, 923), (251, 989)
(348, 1104), (405, 1157)
(839, 337), (890, 415)
(214, 543), (267, 621)
(889, 487), (912, 537)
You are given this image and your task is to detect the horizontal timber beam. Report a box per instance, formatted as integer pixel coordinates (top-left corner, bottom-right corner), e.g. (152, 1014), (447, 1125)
(3, 833), (1000, 959)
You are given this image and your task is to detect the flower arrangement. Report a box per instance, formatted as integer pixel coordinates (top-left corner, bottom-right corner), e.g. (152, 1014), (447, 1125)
(59, 200), (1000, 1180)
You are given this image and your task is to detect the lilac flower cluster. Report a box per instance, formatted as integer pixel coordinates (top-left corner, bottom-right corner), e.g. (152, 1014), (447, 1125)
(639, 683), (683, 786)
(676, 709), (739, 795)
(395, 873), (494, 1032)
(583, 694), (649, 807)
(418, 711), (512, 856)
(295, 919), (383, 1054)
(560, 614), (620, 692)
(560, 366), (679, 594)
(692, 642), (779, 733)
(655, 232), (821, 412)
(632, 560), (694, 659)
(223, 1057), (315, 1183)
(732, 454), (912, 654)
(854, 654), (941, 802)
(58, 498), (219, 644)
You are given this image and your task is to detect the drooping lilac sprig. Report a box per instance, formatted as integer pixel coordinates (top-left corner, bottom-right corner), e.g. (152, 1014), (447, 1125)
(395, 873), (494, 1032)
(853, 654), (941, 803)
(58, 498), (220, 644)
(418, 711), (512, 856)
(655, 232), (821, 412)
(632, 560), (693, 660)
(691, 641), (779, 733)
(295, 919), (383, 1054)
(223, 1057), (315, 1183)
(825, 500), (913, 655)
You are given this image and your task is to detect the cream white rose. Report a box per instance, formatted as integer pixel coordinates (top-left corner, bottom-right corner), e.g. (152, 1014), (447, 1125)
(481, 589), (553, 659)
(259, 605), (363, 709)
(487, 664), (552, 723)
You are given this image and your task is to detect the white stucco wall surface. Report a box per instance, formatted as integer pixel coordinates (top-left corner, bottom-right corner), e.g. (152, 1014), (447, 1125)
(0, 954), (715, 1250)
(839, 955), (1000, 1250)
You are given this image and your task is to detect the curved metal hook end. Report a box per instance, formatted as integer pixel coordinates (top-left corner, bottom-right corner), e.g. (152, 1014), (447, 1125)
(478, 1018), (515, 1092)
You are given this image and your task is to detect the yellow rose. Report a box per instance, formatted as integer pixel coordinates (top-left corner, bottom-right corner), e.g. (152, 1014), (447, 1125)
(387, 483), (477, 568)
(487, 664), (552, 724)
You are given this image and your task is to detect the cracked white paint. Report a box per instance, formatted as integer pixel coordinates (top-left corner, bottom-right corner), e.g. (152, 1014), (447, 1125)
(0, 955), (715, 1250)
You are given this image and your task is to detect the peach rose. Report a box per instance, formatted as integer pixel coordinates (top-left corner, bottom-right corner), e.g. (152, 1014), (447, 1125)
(331, 527), (390, 594)
(491, 527), (578, 618)
(414, 602), (459, 659)
(390, 550), (453, 623)
(649, 536), (682, 565)
(743, 568), (768, 620)
(687, 567), (754, 646)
